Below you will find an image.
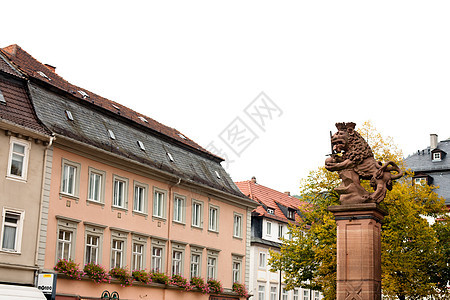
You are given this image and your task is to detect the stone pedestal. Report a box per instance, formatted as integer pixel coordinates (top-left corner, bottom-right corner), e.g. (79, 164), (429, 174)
(328, 203), (387, 300)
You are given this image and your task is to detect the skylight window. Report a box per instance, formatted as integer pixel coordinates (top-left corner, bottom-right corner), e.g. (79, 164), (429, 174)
(112, 104), (120, 110)
(167, 152), (174, 162)
(138, 116), (148, 123)
(137, 140), (145, 151)
(78, 90), (89, 99)
(37, 71), (51, 80)
(108, 129), (116, 140)
(65, 110), (74, 121)
(214, 170), (221, 179)
(0, 88), (5, 105)
(178, 133), (187, 140)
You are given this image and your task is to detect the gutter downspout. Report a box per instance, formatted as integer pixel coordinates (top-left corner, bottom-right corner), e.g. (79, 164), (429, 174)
(163, 177), (181, 300)
(34, 135), (55, 274)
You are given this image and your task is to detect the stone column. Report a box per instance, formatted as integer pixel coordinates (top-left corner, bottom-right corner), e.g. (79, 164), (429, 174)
(328, 203), (386, 300)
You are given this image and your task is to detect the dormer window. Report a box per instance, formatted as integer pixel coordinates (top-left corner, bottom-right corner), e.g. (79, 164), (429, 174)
(414, 177), (426, 186)
(413, 174), (432, 186)
(65, 110), (74, 121)
(108, 129), (116, 140)
(0, 87), (6, 105)
(267, 208), (275, 215)
(287, 209), (295, 220)
(433, 152), (441, 161)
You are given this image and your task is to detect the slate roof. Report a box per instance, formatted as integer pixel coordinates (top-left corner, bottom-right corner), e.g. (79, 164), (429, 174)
(0, 44), (249, 199)
(0, 56), (51, 136)
(235, 179), (307, 223)
(404, 139), (450, 205)
(0, 44), (219, 161)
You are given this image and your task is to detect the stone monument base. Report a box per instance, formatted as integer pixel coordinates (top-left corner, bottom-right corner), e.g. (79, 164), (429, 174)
(328, 203), (387, 300)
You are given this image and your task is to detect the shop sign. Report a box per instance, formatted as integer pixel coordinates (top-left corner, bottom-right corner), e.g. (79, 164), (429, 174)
(37, 273), (57, 300)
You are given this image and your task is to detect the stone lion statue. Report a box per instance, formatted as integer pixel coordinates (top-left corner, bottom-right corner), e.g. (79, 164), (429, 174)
(325, 122), (403, 204)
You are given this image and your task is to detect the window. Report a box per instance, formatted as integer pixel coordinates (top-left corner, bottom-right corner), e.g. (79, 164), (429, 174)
(258, 285), (265, 300)
(293, 289), (299, 300)
(233, 213), (243, 238)
(278, 224), (283, 238)
(7, 138), (30, 180)
(207, 249), (219, 279)
(151, 238), (166, 272)
(192, 200), (203, 228)
(190, 253), (201, 278)
(65, 110), (74, 121)
(132, 243), (144, 270)
(267, 208), (275, 215)
(288, 209), (295, 220)
(171, 242), (186, 276)
(282, 288), (288, 300)
(111, 230), (127, 268)
(111, 239), (124, 268)
(60, 159), (80, 197)
(314, 291), (320, 300)
(232, 256), (242, 283)
(113, 176), (128, 209)
(414, 177), (426, 186)
(173, 195), (185, 223)
(133, 182), (148, 214)
(259, 252), (266, 268)
(87, 168), (105, 203)
(208, 205), (219, 232)
(84, 224), (104, 265)
(303, 290), (310, 300)
(172, 250), (183, 275)
(0, 87), (6, 104)
(152, 246), (163, 272)
(267, 221), (272, 236)
(433, 152), (441, 161)
(270, 286), (278, 300)
(1, 209), (24, 252)
(56, 217), (79, 261)
(153, 189), (166, 219)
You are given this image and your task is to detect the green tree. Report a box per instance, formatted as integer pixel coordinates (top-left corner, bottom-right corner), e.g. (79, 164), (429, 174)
(269, 121), (450, 300)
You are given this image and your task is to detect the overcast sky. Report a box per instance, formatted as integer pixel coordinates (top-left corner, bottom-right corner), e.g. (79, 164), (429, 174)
(2, 1), (450, 195)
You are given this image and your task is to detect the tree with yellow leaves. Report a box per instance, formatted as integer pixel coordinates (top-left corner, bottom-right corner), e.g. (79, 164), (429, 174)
(269, 121), (450, 300)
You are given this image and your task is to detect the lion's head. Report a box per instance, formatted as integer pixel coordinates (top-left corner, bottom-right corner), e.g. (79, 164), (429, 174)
(331, 122), (373, 164)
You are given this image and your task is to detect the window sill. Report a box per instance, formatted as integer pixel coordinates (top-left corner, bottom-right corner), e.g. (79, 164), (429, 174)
(0, 249), (21, 255)
(208, 229), (219, 234)
(86, 199), (105, 206)
(5, 175), (27, 183)
(152, 216), (167, 222)
(173, 220), (186, 226)
(59, 193), (79, 201)
(111, 206), (128, 212)
(233, 236), (243, 240)
(191, 225), (203, 230)
(133, 210), (148, 217)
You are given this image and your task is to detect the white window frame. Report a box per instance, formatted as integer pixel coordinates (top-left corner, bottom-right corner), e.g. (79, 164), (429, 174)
(208, 205), (219, 232)
(259, 252), (266, 269)
(267, 221), (272, 236)
(171, 242), (186, 276)
(293, 289), (299, 300)
(60, 159), (81, 198)
(191, 200), (203, 228)
(84, 224), (104, 265)
(433, 152), (441, 161)
(258, 285), (266, 300)
(270, 286), (278, 300)
(133, 181), (148, 214)
(233, 213), (243, 238)
(151, 238), (166, 272)
(1, 208), (24, 253)
(207, 249), (219, 280)
(314, 291), (320, 300)
(278, 224), (283, 238)
(282, 287), (288, 300)
(303, 290), (310, 300)
(153, 188), (167, 219)
(87, 167), (106, 203)
(173, 194), (186, 224)
(232, 255), (243, 283)
(111, 230), (127, 269)
(132, 235), (147, 271)
(132, 242), (144, 270)
(6, 137), (30, 181)
(112, 175), (128, 209)
(190, 247), (203, 279)
(56, 217), (79, 262)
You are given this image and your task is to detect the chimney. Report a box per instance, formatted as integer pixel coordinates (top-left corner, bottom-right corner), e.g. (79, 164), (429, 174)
(251, 176), (257, 184)
(430, 134), (438, 150)
(284, 191), (291, 196)
(45, 64), (56, 73)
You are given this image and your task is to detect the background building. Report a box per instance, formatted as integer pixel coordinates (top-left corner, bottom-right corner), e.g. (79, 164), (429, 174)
(1, 44), (258, 300)
(236, 177), (322, 300)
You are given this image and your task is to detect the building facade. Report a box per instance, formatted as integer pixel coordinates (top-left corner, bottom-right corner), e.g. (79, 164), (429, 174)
(1, 44), (257, 300)
(0, 50), (52, 298)
(404, 133), (450, 209)
(236, 178), (322, 300)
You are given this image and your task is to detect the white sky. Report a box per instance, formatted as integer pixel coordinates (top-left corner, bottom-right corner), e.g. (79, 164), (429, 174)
(2, 1), (450, 195)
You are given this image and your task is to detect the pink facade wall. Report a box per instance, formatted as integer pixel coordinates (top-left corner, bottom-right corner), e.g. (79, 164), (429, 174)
(45, 147), (247, 299)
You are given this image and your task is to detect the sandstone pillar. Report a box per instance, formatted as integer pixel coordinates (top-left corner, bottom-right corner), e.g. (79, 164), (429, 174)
(328, 203), (386, 300)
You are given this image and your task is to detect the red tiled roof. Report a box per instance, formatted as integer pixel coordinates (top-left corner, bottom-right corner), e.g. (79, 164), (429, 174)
(0, 44), (221, 161)
(235, 180), (307, 223)
(0, 75), (51, 136)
